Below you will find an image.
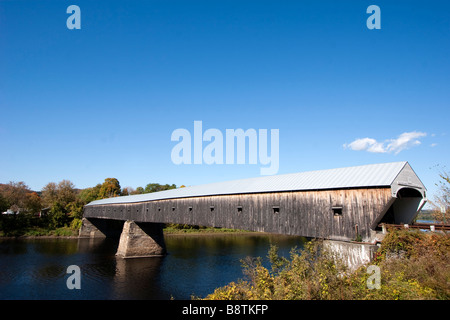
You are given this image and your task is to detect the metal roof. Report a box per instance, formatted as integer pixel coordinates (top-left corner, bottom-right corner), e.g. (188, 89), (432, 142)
(86, 161), (423, 206)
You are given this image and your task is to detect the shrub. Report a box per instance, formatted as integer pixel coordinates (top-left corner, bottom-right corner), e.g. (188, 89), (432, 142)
(204, 230), (449, 300)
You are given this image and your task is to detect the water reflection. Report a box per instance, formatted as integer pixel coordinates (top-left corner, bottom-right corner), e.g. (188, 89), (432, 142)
(0, 233), (306, 300)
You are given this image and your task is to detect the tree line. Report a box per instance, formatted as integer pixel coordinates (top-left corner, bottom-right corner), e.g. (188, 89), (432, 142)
(0, 178), (179, 236)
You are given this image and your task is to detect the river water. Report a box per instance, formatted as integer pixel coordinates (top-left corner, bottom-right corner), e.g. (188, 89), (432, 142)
(0, 233), (306, 300)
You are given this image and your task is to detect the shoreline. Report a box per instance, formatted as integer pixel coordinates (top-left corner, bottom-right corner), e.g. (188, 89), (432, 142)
(0, 229), (265, 240)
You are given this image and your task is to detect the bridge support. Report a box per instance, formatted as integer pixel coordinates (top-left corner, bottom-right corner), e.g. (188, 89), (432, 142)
(323, 240), (379, 271)
(116, 220), (166, 258)
(79, 217), (124, 238)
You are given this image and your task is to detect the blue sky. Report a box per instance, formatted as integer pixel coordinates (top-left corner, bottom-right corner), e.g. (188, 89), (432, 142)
(0, 0), (449, 206)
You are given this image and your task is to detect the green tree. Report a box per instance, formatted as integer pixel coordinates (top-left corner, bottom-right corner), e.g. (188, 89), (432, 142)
(66, 199), (84, 220)
(144, 183), (176, 194)
(134, 187), (144, 194)
(79, 184), (101, 203)
(0, 192), (10, 213)
(48, 201), (67, 228)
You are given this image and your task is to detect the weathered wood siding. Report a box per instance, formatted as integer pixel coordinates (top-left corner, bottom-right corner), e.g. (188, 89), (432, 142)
(83, 187), (393, 241)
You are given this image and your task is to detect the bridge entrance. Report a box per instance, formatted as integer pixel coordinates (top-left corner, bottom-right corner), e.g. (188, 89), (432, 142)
(375, 187), (425, 228)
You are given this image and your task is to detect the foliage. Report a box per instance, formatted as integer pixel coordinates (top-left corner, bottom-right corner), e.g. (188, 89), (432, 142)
(0, 181), (36, 213)
(79, 184), (101, 203)
(98, 178), (121, 199)
(430, 168), (450, 223)
(41, 180), (77, 209)
(66, 199), (84, 220)
(144, 183), (176, 194)
(0, 193), (9, 212)
(70, 218), (82, 231)
(1, 177), (180, 236)
(164, 224), (246, 233)
(205, 230), (449, 300)
(48, 201), (68, 229)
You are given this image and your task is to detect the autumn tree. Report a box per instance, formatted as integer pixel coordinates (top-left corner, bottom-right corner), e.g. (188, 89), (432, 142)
(98, 178), (121, 199)
(0, 181), (36, 213)
(121, 187), (133, 196)
(41, 182), (58, 208)
(41, 180), (77, 209)
(25, 192), (42, 214)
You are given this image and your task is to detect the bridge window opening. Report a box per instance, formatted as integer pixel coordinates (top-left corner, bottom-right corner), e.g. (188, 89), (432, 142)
(210, 206), (215, 212)
(272, 206), (280, 214)
(237, 206), (243, 213)
(172, 207), (176, 211)
(332, 206), (343, 216)
(188, 207), (193, 212)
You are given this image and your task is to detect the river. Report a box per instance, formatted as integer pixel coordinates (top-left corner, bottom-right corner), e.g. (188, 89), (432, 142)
(0, 233), (306, 300)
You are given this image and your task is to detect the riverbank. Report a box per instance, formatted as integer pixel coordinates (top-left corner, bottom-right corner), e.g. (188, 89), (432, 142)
(0, 224), (254, 239)
(204, 229), (450, 300)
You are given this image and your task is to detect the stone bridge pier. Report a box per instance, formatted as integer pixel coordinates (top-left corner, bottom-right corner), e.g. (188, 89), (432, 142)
(79, 218), (166, 258)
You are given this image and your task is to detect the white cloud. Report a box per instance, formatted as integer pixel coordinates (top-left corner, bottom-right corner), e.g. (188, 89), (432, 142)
(344, 131), (427, 154)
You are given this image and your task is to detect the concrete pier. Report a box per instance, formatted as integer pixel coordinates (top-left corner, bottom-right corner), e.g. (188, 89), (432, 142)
(323, 240), (379, 271)
(116, 220), (166, 258)
(79, 217), (123, 238)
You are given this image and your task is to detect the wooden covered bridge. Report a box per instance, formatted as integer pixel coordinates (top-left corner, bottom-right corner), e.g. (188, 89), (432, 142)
(81, 161), (426, 258)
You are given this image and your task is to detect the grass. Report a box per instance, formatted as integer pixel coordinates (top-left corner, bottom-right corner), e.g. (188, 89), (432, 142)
(0, 226), (79, 237)
(164, 224), (251, 234)
(0, 215), (80, 237)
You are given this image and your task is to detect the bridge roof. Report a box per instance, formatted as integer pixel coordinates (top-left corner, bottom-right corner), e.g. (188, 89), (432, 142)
(86, 161), (425, 206)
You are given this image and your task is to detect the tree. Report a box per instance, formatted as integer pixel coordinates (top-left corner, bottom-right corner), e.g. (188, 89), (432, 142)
(431, 170), (450, 223)
(144, 183), (176, 194)
(134, 187), (144, 194)
(121, 187), (134, 196)
(48, 201), (67, 228)
(79, 184), (101, 203)
(0, 181), (32, 213)
(66, 199), (84, 220)
(0, 193), (9, 213)
(25, 192), (42, 214)
(41, 182), (58, 208)
(98, 178), (121, 199)
(57, 180), (77, 208)
(41, 180), (77, 209)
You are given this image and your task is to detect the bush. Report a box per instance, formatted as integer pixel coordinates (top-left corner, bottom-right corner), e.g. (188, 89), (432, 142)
(70, 218), (82, 231)
(204, 230), (449, 300)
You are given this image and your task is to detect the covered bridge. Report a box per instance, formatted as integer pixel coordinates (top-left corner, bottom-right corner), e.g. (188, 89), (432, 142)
(82, 161), (427, 256)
